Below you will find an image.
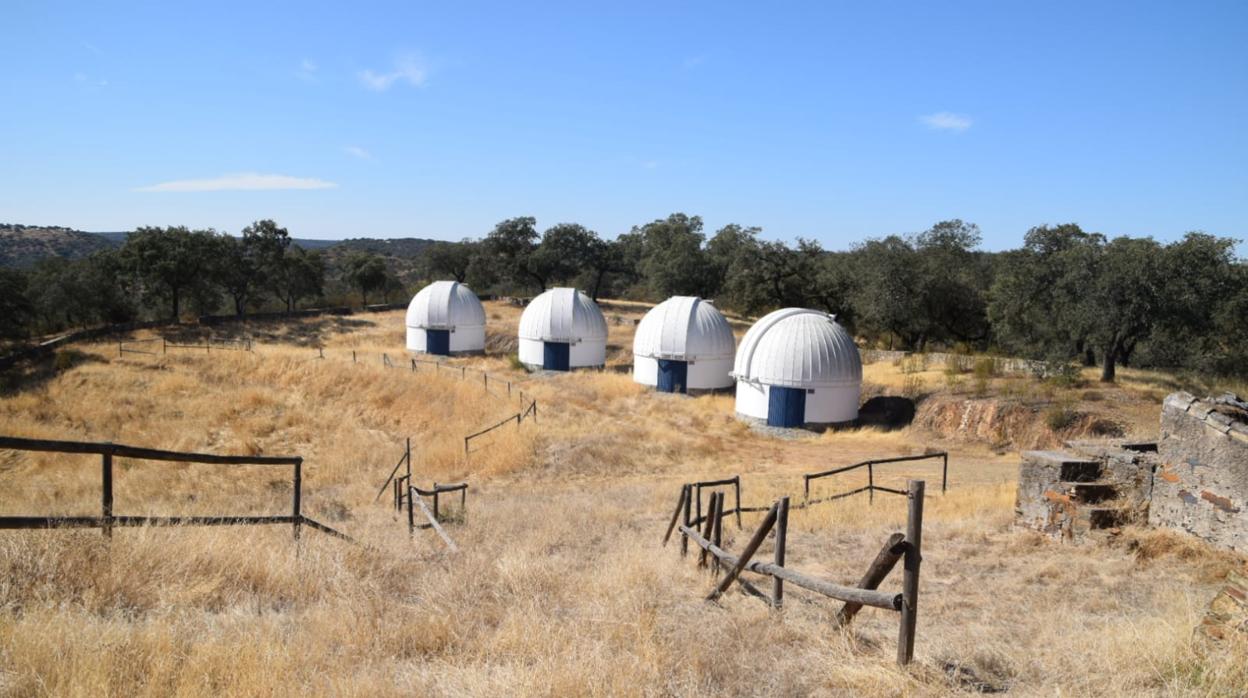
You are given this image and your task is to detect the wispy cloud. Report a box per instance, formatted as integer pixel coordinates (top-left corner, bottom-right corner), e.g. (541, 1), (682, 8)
(919, 112), (973, 132)
(358, 55), (428, 91)
(343, 146), (372, 160)
(73, 72), (108, 89)
(682, 54), (707, 70)
(135, 173), (337, 193)
(296, 58), (318, 82)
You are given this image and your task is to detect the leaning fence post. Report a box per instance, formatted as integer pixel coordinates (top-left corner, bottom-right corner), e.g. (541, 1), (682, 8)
(773, 496), (789, 608)
(101, 451), (113, 538)
(708, 501), (779, 602)
(292, 459), (303, 541)
(663, 484), (689, 546)
(898, 479), (925, 665)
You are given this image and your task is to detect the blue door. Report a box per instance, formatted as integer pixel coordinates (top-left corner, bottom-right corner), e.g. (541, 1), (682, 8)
(426, 329), (450, 355)
(767, 386), (806, 427)
(543, 342), (570, 371)
(657, 360), (688, 393)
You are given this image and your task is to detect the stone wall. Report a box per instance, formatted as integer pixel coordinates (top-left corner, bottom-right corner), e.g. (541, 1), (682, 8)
(1150, 392), (1248, 553)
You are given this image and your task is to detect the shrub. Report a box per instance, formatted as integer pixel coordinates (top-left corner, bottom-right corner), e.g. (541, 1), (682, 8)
(54, 349), (87, 371)
(973, 357), (999, 379)
(972, 373), (990, 398)
(507, 353), (529, 373)
(1044, 403), (1080, 431)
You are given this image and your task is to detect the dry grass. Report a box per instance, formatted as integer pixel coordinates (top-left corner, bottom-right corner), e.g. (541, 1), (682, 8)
(1, 304), (1245, 696)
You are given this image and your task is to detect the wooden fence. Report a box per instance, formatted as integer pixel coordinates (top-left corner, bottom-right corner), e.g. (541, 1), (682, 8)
(373, 438), (468, 552)
(0, 435), (353, 544)
(803, 452), (948, 506)
(665, 479), (927, 665)
(463, 397), (538, 461)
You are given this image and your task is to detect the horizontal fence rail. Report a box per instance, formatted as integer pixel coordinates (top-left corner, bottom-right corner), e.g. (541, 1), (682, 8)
(0, 435), (352, 544)
(803, 452), (948, 507)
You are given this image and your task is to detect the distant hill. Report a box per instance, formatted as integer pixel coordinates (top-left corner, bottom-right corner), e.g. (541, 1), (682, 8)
(0, 225), (443, 274)
(0, 224), (121, 268)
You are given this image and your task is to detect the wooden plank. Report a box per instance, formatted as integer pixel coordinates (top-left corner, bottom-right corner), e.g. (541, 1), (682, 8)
(898, 480), (925, 666)
(412, 494), (459, 552)
(682, 524), (901, 610)
(834, 532), (905, 628)
(706, 501), (778, 602)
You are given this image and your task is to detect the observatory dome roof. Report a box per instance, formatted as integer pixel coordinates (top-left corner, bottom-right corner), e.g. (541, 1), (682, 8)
(633, 296), (735, 361)
(518, 288), (607, 343)
(732, 308), (861, 388)
(406, 281), (486, 330)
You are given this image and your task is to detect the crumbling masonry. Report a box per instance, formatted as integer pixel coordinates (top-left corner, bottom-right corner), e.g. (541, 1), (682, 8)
(1016, 392), (1248, 553)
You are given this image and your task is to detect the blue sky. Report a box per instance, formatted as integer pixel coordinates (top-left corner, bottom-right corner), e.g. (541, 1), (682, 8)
(1, 1), (1245, 250)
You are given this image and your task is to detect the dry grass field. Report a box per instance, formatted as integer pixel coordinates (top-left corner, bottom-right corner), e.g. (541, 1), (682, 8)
(1, 301), (1245, 696)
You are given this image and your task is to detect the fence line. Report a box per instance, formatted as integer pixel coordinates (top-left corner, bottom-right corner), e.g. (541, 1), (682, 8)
(803, 452), (947, 506)
(0, 435), (354, 544)
(668, 479), (927, 665)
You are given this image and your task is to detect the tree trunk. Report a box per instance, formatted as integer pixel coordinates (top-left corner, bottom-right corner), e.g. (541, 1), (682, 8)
(1100, 344), (1118, 383)
(234, 294), (245, 317)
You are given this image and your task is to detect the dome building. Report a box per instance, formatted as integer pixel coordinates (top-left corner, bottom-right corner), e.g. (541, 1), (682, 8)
(732, 308), (862, 428)
(405, 281), (486, 355)
(518, 288), (607, 371)
(633, 296), (735, 394)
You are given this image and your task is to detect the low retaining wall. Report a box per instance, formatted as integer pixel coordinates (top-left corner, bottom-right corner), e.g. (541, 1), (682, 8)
(1151, 393), (1248, 553)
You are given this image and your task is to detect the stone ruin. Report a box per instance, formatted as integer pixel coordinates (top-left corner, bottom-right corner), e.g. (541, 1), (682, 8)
(1016, 391), (1248, 552)
(1017, 392), (1248, 639)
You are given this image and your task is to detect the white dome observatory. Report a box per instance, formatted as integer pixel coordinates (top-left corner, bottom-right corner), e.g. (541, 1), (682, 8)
(518, 288), (607, 371)
(405, 281), (486, 355)
(733, 308), (862, 428)
(633, 296), (735, 393)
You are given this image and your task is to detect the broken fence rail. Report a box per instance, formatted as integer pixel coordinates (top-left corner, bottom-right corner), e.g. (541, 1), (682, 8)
(0, 435), (354, 544)
(669, 480), (926, 665)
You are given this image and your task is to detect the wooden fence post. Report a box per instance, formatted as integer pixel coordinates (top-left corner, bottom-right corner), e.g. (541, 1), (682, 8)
(734, 476), (742, 528)
(942, 453), (948, 494)
(292, 459), (303, 541)
(433, 483), (440, 522)
(695, 484), (703, 530)
(101, 452), (113, 538)
(869, 462), (875, 504)
(405, 437), (411, 480)
(163, 337), (167, 355)
(407, 485), (415, 534)
(711, 490), (724, 573)
(699, 492), (719, 568)
(898, 479), (924, 665)
(773, 496), (789, 608)
(662, 485), (689, 546)
(681, 485), (692, 557)
(352, 350), (356, 363)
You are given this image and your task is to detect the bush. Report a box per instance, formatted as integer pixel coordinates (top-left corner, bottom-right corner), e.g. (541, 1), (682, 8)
(507, 353), (529, 373)
(54, 349), (88, 371)
(972, 373), (990, 398)
(973, 357), (999, 379)
(1044, 403), (1080, 431)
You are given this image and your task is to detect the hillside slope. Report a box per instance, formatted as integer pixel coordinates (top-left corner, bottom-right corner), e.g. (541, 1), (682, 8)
(0, 224), (119, 268)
